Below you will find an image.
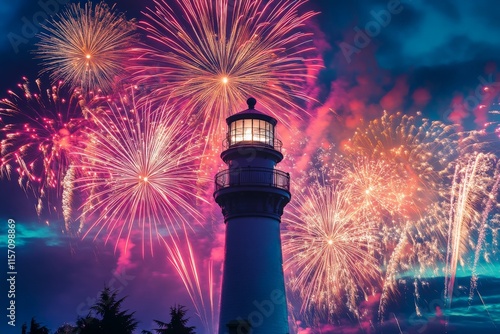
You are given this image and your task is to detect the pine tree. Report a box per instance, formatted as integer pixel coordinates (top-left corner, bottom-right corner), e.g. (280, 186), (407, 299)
(75, 286), (138, 334)
(22, 318), (49, 334)
(75, 314), (100, 334)
(150, 305), (196, 334)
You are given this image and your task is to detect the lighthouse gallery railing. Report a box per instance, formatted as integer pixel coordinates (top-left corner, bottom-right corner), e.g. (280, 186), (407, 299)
(215, 167), (290, 192)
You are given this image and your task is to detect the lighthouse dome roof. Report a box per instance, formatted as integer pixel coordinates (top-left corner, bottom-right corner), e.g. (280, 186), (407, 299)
(226, 97), (278, 126)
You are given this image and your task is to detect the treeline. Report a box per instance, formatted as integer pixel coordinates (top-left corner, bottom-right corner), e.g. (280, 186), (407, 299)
(20, 287), (196, 334)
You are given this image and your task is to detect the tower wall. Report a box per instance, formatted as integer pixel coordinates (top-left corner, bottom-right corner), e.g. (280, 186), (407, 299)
(219, 216), (288, 334)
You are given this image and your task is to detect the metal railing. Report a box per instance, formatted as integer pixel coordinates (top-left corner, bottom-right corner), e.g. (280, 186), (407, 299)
(222, 136), (283, 152)
(215, 167), (290, 191)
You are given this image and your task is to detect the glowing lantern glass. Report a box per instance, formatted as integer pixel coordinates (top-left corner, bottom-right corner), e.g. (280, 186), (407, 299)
(226, 98), (276, 148)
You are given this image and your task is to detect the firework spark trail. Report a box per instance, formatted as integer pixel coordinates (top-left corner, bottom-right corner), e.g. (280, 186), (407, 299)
(0, 78), (89, 216)
(444, 153), (490, 308)
(164, 230), (218, 333)
(378, 226), (409, 319)
(36, 1), (136, 94)
(469, 157), (500, 302)
(476, 289), (498, 329)
(72, 95), (207, 254)
(133, 0), (320, 143)
(62, 165), (75, 230)
(283, 181), (381, 321)
(392, 313), (403, 334)
(443, 167), (458, 310)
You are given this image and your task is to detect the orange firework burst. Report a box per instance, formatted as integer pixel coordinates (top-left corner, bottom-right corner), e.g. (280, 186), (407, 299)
(343, 111), (461, 218)
(132, 0), (320, 141)
(342, 156), (407, 217)
(35, 1), (136, 94)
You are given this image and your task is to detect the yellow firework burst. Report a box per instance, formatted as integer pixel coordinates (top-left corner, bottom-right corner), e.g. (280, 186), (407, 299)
(132, 0), (320, 140)
(36, 1), (136, 93)
(283, 181), (381, 320)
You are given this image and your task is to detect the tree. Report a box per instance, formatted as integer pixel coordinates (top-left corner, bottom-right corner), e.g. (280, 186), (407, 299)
(54, 323), (77, 334)
(75, 314), (101, 334)
(74, 286), (138, 334)
(21, 318), (49, 334)
(149, 305), (196, 334)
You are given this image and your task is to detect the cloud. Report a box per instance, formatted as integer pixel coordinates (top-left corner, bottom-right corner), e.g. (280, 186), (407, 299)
(421, 0), (461, 21)
(0, 219), (63, 247)
(114, 238), (137, 275)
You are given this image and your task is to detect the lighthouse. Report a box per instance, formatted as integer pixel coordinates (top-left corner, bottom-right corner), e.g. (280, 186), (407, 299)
(214, 98), (291, 334)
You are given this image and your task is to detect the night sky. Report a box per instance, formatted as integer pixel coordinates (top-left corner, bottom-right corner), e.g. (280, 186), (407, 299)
(1, 1), (500, 333)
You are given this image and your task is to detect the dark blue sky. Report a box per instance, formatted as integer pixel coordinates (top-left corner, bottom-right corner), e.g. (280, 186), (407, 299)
(1, 1), (500, 333)
(2, 0), (500, 118)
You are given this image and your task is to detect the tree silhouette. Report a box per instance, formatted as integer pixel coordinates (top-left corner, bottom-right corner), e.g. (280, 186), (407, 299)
(54, 323), (77, 334)
(75, 286), (138, 334)
(21, 318), (49, 334)
(148, 305), (196, 334)
(75, 314), (100, 334)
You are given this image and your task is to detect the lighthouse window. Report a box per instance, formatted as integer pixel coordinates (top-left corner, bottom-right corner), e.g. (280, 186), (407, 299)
(256, 119), (273, 146)
(230, 119), (245, 143)
(254, 120), (265, 142)
(265, 120), (273, 146)
(229, 118), (274, 146)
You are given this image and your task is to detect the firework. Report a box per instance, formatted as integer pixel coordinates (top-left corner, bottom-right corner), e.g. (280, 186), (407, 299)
(164, 229), (218, 333)
(72, 95), (206, 254)
(341, 156), (407, 217)
(343, 111), (461, 218)
(302, 138), (449, 268)
(336, 111), (500, 321)
(35, 1), (136, 94)
(444, 153), (500, 307)
(132, 0), (320, 140)
(291, 116), (459, 322)
(0, 78), (89, 216)
(283, 181), (381, 321)
(341, 112), (458, 316)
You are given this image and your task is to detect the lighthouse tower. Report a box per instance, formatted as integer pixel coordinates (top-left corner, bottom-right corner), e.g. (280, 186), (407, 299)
(214, 98), (291, 334)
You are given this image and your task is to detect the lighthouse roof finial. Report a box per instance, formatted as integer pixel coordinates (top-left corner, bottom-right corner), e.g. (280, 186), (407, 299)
(247, 97), (256, 109)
